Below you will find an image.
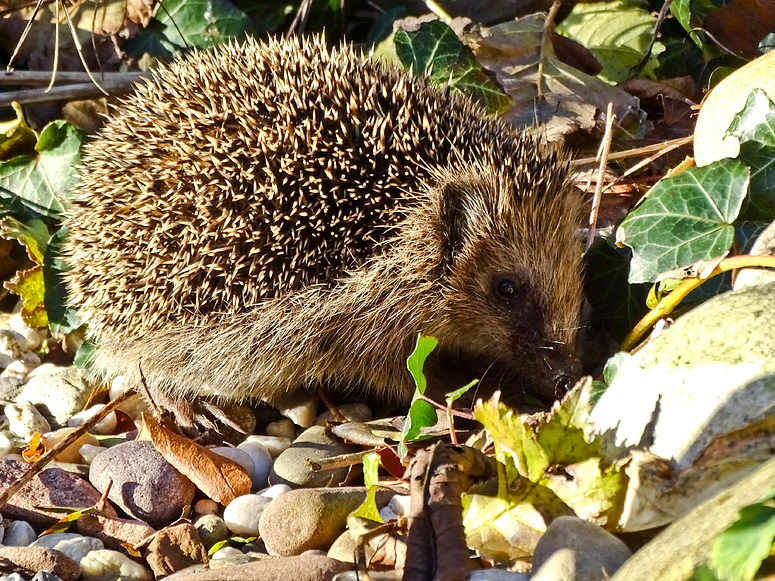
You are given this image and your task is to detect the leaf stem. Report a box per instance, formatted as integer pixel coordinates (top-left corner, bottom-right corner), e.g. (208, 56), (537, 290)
(621, 254), (775, 350)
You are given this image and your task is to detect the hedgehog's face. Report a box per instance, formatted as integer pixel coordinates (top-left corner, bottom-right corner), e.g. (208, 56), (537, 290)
(423, 162), (585, 405)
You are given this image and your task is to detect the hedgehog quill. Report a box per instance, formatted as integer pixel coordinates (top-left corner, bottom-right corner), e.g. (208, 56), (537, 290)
(64, 35), (585, 425)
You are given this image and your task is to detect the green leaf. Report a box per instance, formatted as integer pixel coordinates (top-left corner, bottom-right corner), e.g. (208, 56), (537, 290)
(232, 0), (294, 34)
(393, 20), (511, 115)
(0, 121), (86, 220)
(73, 339), (97, 368)
(4, 266), (47, 328)
(726, 88), (775, 221)
(709, 502), (775, 581)
(669, 0), (719, 56)
(618, 158), (750, 283)
(349, 484), (384, 525)
(0, 102), (36, 160)
(556, 0), (665, 83)
(584, 239), (650, 340)
(0, 216), (49, 264)
(602, 352), (630, 386)
(446, 379), (478, 405)
(44, 226), (83, 335)
(362, 452), (380, 489)
(398, 335), (439, 458)
(155, 0), (250, 50)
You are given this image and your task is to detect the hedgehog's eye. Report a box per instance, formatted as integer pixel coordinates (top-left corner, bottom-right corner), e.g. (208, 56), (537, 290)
(493, 274), (526, 302)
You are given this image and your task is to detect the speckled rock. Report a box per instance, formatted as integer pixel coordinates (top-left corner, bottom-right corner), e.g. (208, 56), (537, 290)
(0, 546), (80, 581)
(531, 517), (631, 581)
(194, 515), (229, 548)
(144, 523), (208, 578)
(167, 554), (349, 580)
(30, 532), (105, 563)
(259, 487), (378, 556)
(18, 366), (91, 428)
(89, 440), (195, 528)
(0, 457), (116, 527)
(80, 549), (151, 580)
(269, 425), (359, 487)
(5, 401), (51, 439)
(77, 515), (157, 552)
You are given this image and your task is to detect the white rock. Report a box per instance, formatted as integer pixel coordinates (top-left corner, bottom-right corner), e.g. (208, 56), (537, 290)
(1, 357), (39, 381)
(4, 520), (36, 546)
(257, 484), (291, 499)
(68, 405), (117, 435)
(236, 440), (273, 488)
(316, 403), (373, 424)
(81, 549), (151, 580)
(0, 432), (13, 457)
(5, 401), (51, 439)
(211, 446), (255, 477)
(31, 532), (104, 563)
(223, 494), (272, 536)
(0, 330), (31, 369)
(242, 434), (292, 458)
(265, 419), (297, 439)
(109, 377), (150, 420)
(9, 313), (42, 351)
(387, 494), (411, 516)
(211, 546), (244, 560)
(18, 366), (91, 427)
(79, 444), (105, 464)
(273, 393), (318, 429)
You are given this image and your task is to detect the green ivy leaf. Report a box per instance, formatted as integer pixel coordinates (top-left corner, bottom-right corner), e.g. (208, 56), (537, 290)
(394, 20), (511, 115)
(709, 498), (775, 581)
(44, 227), (83, 335)
(618, 158), (750, 283)
(0, 121), (85, 220)
(556, 0), (665, 83)
(156, 0), (250, 50)
(726, 88), (775, 221)
(0, 103), (36, 160)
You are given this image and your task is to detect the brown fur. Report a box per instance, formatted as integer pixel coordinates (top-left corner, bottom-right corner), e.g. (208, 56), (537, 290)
(63, 35), (585, 412)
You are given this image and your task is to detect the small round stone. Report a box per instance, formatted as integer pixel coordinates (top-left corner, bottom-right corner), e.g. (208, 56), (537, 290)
(194, 514), (230, 548)
(210, 446), (255, 478)
(222, 494), (272, 537)
(4, 520), (36, 546)
(236, 440), (273, 488)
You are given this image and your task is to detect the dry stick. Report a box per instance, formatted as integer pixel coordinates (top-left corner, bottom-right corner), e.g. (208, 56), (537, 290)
(621, 254), (775, 350)
(47, 0), (60, 92)
(0, 78), (143, 107)
(0, 71), (143, 85)
(605, 134), (695, 191)
(6, 0), (46, 72)
(0, 388), (135, 511)
(317, 387), (349, 423)
(60, 0), (107, 95)
(571, 134), (694, 166)
(586, 102), (616, 249)
(537, 0), (561, 100)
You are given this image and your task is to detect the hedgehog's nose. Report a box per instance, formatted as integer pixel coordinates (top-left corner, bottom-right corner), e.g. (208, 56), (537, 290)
(554, 372), (576, 395)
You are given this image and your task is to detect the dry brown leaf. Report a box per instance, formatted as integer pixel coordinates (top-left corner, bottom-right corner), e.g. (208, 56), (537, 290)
(22, 432), (46, 462)
(138, 414), (251, 505)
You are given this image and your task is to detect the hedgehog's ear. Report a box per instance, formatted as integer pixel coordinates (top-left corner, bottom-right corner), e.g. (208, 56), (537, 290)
(436, 182), (473, 270)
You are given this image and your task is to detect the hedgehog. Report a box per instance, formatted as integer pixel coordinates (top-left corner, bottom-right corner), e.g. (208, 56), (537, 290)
(63, 34), (585, 425)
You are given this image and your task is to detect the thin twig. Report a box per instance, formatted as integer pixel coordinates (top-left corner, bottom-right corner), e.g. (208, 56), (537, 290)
(0, 78), (144, 107)
(0, 71), (143, 85)
(537, 1), (561, 100)
(571, 135), (694, 166)
(587, 102), (616, 249)
(61, 0), (108, 95)
(6, 0), (46, 72)
(0, 389), (135, 511)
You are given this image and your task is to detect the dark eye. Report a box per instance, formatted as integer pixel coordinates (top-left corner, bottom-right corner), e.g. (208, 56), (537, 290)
(497, 278), (517, 299)
(493, 274), (525, 302)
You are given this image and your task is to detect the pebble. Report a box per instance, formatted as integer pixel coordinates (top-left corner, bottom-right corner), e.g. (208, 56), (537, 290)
(4, 520), (36, 546)
(223, 494), (272, 536)
(210, 547), (245, 560)
(89, 440), (195, 528)
(194, 514), (230, 547)
(380, 494), (411, 522)
(5, 401), (51, 439)
(0, 546), (81, 581)
(0, 375), (24, 402)
(273, 392), (319, 429)
(144, 523), (208, 578)
(236, 439), (273, 488)
(76, 515), (156, 552)
(468, 570), (529, 580)
(168, 554), (349, 581)
(269, 425), (359, 487)
(109, 377), (151, 420)
(9, 313), (42, 351)
(78, 444), (105, 464)
(257, 483), (291, 499)
(31, 532), (105, 564)
(242, 434), (292, 458)
(0, 431), (12, 457)
(265, 419), (298, 439)
(316, 403), (372, 424)
(67, 404), (117, 435)
(0, 457), (116, 527)
(18, 366), (91, 428)
(193, 499), (220, 517)
(531, 517), (632, 581)
(0, 330), (39, 378)
(259, 487), (380, 557)
(210, 446), (255, 479)
(44, 427), (99, 464)
(80, 549), (152, 581)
